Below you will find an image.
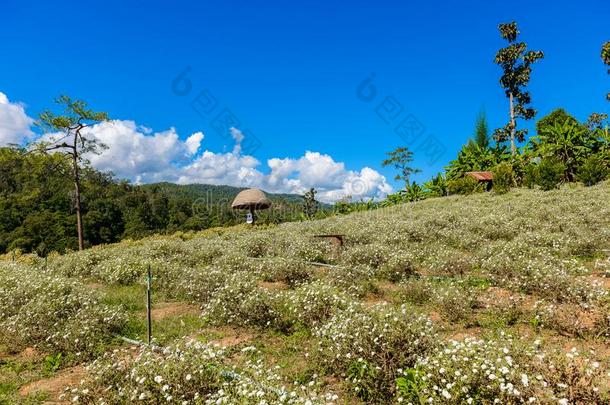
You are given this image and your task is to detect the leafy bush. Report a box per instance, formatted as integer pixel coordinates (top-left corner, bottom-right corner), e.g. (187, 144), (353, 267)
(523, 163), (538, 188)
(201, 273), (287, 330)
(577, 154), (608, 186)
(447, 176), (484, 195)
(65, 341), (336, 404)
(315, 303), (436, 401)
(397, 335), (606, 404)
(536, 158), (565, 191)
(431, 282), (480, 322)
(492, 162), (514, 194)
(0, 264), (126, 359)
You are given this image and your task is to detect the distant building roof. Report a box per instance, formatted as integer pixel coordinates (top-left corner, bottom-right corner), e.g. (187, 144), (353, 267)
(466, 171), (494, 181)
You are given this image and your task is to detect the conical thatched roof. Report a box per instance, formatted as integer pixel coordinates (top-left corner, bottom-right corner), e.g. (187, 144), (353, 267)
(231, 188), (272, 210)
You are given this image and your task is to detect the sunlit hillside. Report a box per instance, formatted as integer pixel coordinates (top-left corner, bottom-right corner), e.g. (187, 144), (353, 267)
(2, 182), (609, 404)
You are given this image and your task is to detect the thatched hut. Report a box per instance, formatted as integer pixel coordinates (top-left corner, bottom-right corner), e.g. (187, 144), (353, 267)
(231, 188), (271, 223)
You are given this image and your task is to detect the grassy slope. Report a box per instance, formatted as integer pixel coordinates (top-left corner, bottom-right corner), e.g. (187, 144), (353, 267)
(2, 182), (610, 403)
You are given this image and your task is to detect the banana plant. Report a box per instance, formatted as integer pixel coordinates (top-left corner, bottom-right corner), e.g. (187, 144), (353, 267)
(530, 120), (593, 181)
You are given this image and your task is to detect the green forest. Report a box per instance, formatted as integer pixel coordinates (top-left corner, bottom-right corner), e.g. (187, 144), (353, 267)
(0, 148), (306, 255)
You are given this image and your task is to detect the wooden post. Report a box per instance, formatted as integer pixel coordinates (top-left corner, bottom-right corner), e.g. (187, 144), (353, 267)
(146, 264), (152, 345)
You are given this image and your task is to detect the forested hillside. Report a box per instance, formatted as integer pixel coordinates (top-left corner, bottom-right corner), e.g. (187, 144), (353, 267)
(0, 148), (306, 255)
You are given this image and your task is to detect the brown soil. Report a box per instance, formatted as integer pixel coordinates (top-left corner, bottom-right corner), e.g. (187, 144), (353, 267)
(447, 325), (483, 341)
(376, 281), (402, 293)
(205, 326), (254, 347)
(19, 366), (86, 402)
(589, 275), (610, 290)
(258, 280), (289, 290)
(363, 293), (389, 307)
(141, 302), (200, 321)
(2, 346), (41, 362)
(428, 311), (442, 323)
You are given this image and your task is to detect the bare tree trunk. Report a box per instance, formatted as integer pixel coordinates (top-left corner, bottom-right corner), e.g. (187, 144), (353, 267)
(509, 92), (516, 155)
(72, 136), (84, 251)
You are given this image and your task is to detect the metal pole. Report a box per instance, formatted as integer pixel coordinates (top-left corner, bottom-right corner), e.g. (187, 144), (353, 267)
(146, 264), (152, 345)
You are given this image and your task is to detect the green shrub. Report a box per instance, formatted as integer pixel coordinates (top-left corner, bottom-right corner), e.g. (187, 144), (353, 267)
(397, 336), (606, 404)
(492, 162), (513, 194)
(447, 176), (484, 195)
(577, 155), (608, 186)
(315, 304), (436, 401)
(523, 163), (538, 188)
(536, 158), (565, 191)
(0, 264), (126, 359)
(66, 341), (335, 404)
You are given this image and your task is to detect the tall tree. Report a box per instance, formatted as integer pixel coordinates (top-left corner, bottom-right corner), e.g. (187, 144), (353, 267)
(602, 41), (610, 101)
(473, 110), (490, 149)
(35, 96), (109, 250)
(494, 21), (544, 155)
(382, 146), (421, 188)
(302, 187), (319, 219)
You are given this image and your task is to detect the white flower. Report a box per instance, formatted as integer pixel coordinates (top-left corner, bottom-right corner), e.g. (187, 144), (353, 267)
(442, 389), (451, 399)
(521, 374), (529, 387)
(154, 375), (163, 384)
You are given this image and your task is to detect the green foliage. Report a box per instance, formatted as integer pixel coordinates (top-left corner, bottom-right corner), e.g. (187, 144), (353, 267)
(37, 95), (108, 131)
(494, 21), (544, 153)
(402, 181), (426, 202)
(423, 173), (447, 197)
(523, 163), (538, 188)
(536, 158), (565, 190)
(382, 146), (421, 187)
(0, 148), (311, 254)
(0, 263), (126, 359)
(446, 142), (509, 180)
(602, 41), (610, 101)
(395, 369), (426, 404)
(447, 176), (484, 195)
(473, 110), (490, 149)
(492, 161), (514, 194)
(302, 187), (319, 219)
(43, 353), (63, 373)
(531, 109), (594, 181)
(577, 155), (608, 186)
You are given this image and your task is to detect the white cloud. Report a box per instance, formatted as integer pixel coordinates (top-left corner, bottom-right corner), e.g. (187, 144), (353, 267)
(81, 121), (392, 202)
(264, 152), (392, 202)
(0, 92), (35, 145)
(185, 131), (204, 155)
(0, 90), (392, 202)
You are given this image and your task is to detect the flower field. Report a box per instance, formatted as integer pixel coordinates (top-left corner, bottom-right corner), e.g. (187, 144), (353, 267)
(1, 182), (610, 404)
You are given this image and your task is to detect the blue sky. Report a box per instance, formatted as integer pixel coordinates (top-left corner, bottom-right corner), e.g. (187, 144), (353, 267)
(1, 0), (608, 201)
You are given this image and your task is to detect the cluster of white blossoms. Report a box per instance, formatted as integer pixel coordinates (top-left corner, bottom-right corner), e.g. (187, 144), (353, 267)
(0, 262), (126, 359)
(398, 334), (606, 404)
(4, 182), (607, 402)
(63, 340), (337, 404)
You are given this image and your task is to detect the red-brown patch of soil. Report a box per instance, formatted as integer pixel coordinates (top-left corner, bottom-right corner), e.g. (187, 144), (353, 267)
(206, 326), (254, 347)
(363, 293), (389, 307)
(142, 302), (200, 321)
(258, 280), (288, 290)
(3, 347), (41, 362)
(19, 366), (86, 401)
(428, 311), (442, 323)
(448, 327), (482, 341)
